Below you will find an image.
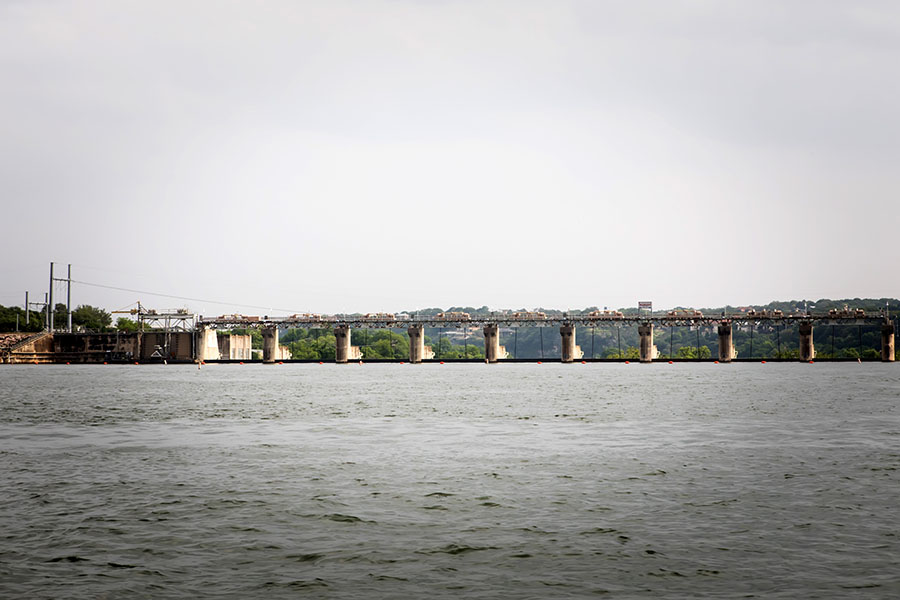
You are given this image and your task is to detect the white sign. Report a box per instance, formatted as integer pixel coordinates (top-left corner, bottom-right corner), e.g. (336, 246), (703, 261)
(638, 301), (652, 310)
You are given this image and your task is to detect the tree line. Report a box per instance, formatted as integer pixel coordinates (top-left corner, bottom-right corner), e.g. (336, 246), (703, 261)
(0, 303), (114, 333)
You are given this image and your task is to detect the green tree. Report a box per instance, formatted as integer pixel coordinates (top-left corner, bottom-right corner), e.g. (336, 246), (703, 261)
(356, 330), (409, 359)
(72, 305), (112, 331)
(429, 337), (457, 359)
(0, 304), (43, 332)
(288, 338), (318, 359)
(53, 303), (69, 328)
(361, 344), (384, 359)
(675, 346), (711, 359)
(675, 346), (695, 359)
(774, 348), (799, 359)
(841, 347), (860, 359)
(311, 335), (336, 359)
(462, 345), (485, 359)
(604, 347), (641, 359)
(862, 348), (880, 360)
(115, 317), (142, 332)
(282, 332), (337, 360)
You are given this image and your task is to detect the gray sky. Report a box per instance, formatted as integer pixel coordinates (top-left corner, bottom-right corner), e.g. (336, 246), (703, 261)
(2, 0), (898, 316)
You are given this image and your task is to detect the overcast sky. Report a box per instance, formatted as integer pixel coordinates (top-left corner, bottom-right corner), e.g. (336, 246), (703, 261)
(1, 0), (898, 316)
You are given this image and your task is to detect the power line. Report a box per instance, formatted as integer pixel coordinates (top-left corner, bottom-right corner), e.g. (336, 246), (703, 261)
(70, 280), (304, 314)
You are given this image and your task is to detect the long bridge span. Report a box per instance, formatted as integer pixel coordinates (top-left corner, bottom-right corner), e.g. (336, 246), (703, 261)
(195, 311), (896, 365)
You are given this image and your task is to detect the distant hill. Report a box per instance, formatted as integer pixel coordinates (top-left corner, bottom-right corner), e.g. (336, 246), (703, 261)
(399, 299), (899, 318)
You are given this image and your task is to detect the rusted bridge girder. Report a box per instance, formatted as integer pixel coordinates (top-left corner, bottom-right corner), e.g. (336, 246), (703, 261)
(196, 313), (889, 330)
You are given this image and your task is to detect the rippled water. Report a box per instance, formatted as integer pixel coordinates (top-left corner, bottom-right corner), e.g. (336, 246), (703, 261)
(1, 363), (898, 598)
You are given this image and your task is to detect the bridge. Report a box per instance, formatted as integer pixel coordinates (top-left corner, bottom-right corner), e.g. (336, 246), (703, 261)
(195, 311), (896, 365)
(12, 264), (893, 364)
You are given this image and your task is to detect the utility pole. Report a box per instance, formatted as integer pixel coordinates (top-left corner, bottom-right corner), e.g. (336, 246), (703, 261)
(46, 261), (74, 332)
(67, 264), (72, 332)
(25, 292), (49, 328)
(48, 262), (54, 332)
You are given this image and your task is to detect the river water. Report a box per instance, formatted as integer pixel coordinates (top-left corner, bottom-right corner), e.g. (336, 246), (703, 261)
(1, 363), (898, 598)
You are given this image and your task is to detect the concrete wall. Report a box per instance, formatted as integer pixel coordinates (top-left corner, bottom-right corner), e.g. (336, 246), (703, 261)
(560, 324), (577, 363)
(335, 325), (351, 363)
(639, 324), (654, 362)
(799, 322), (815, 361)
(3, 332), (55, 363)
(198, 329), (220, 361)
(4, 331), (193, 363)
(139, 332), (194, 361)
(217, 333), (252, 360)
(262, 328), (278, 364)
(882, 323), (895, 362)
(407, 324), (426, 363)
(717, 323), (736, 362)
(54, 333), (139, 360)
(483, 324), (501, 363)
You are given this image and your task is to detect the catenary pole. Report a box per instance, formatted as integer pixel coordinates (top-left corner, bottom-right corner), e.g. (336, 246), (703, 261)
(67, 264), (72, 332)
(48, 262), (54, 331)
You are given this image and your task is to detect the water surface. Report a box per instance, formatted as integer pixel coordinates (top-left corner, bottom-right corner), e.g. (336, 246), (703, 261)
(1, 363), (898, 598)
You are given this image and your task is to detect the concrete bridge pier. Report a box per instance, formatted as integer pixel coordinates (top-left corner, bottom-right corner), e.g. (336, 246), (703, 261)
(717, 322), (735, 362)
(335, 325), (351, 364)
(408, 324), (425, 363)
(799, 322), (815, 361)
(882, 322), (895, 362)
(195, 326), (208, 363)
(560, 324), (576, 363)
(483, 323), (500, 363)
(195, 327), (220, 362)
(262, 327), (278, 364)
(639, 324), (654, 363)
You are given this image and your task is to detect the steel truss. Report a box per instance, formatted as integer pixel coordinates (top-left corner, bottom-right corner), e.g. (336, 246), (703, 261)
(196, 313), (889, 331)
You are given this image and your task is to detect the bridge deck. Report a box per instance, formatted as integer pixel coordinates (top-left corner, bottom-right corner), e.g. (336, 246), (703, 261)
(197, 314), (889, 329)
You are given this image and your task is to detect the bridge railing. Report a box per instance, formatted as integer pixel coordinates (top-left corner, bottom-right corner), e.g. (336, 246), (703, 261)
(195, 312), (889, 330)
